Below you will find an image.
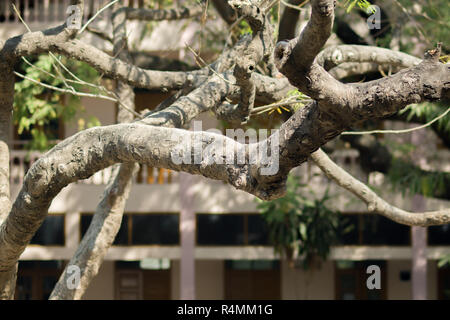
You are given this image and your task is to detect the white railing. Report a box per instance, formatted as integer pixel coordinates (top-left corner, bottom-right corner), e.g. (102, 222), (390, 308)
(9, 148), (363, 187)
(0, 0), (144, 25)
(10, 149), (176, 186)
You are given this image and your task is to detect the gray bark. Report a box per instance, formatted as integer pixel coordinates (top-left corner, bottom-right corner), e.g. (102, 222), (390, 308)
(0, 0), (449, 300)
(310, 149), (450, 226)
(0, 63), (15, 300)
(49, 4), (139, 299)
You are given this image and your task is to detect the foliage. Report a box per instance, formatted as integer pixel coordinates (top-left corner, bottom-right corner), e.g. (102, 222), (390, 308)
(399, 102), (450, 138)
(257, 174), (343, 269)
(438, 254), (450, 268)
(396, 0), (450, 51)
(344, 0), (376, 13)
(387, 158), (447, 198)
(13, 54), (101, 151)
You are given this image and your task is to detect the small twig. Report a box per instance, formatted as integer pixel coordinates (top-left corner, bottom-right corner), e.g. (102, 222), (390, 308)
(78, 0), (121, 34)
(280, 0), (309, 11)
(185, 43), (236, 85)
(342, 107), (450, 135)
(14, 72), (143, 119)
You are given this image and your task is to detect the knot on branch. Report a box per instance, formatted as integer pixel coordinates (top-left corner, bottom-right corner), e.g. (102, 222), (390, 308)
(274, 40), (295, 72)
(228, 0), (265, 33)
(214, 103), (242, 123)
(424, 42), (442, 61)
(313, 0), (336, 17)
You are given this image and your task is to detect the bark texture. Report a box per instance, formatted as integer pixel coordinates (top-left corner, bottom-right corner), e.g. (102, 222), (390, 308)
(310, 149), (450, 226)
(0, 0), (449, 300)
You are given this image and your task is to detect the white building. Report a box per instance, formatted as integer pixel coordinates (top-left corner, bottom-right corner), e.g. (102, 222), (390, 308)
(2, 0), (450, 300)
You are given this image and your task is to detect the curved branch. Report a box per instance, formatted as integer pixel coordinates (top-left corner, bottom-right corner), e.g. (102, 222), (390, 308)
(317, 45), (421, 71)
(310, 149), (450, 227)
(212, 0), (238, 25)
(124, 5), (204, 21)
(278, 0), (304, 41)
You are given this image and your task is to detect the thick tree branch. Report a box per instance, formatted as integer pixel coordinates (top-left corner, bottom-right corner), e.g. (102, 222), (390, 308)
(0, 0), (85, 300)
(341, 134), (450, 201)
(50, 5), (140, 299)
(317, 45), (421, 72)
(212, 0), (238, 25)
(124, 5), (204, 21)
(0, 64), (14, 300)
(310, 148), (450, 226)
(290, 0), (335, 71)
(278, 0), (304, 41)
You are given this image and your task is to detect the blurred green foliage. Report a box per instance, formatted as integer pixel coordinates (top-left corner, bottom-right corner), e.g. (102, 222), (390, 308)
(257, 175), (350, 269)
(13, 54), (101, 151)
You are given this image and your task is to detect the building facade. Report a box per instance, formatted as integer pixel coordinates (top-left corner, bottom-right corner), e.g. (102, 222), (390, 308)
(2, 0), (450, 300)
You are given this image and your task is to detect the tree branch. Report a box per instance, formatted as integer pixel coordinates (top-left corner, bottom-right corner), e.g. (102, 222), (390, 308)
(124, 5), (204, 21)
(50, 4), (140, 299)
(310, 148), (450, 226)
(316, 45), (421, 72)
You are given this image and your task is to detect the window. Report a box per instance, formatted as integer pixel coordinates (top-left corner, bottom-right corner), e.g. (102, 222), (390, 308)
(337, 214), (360, 245)
(197, 214), (270, 246)
(225, 260), (279, 270)
(335, 260), (387, 300)
(15, 261), (65, 300)
(30, 215), (65, 246)
(132, 214), (179, 245)
(115, 260), (172, 300)
(336, 214), (410, 246)
(438, 266), (450, 300)
(80, 213), (179, 246)
(429, 224), (450, 245)
(361, 215), (410, 245)
(247, 215), (270, 245)
(197, 215), (244, 245)
(80, 214), (129, 245)
(224, 260), (281, 299)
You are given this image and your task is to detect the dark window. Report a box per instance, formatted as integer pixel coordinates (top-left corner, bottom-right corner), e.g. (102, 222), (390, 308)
(116, 261), (141, 269)
(361, 215), (410, 245)
(225, 260), (279, 270)
(131, 214), (179, 245)
(439, 266), (450, 300)
(224, 260), (281, 299)
(335, 260), (387, 300)
(247, 215), (270, 245)
(197, 215), (244, 245)
(80, 214), (129, 245)
(16, 276), (32, 300)
(15, 260), (65, 300)
(335, 214), (410, 246)
(428, 224), (450, 245)
(337, 214), (360, 245)
(30, 215), (64, 246)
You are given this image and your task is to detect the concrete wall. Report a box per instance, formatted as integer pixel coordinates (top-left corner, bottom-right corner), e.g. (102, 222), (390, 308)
(171, 260), (224, 300)
(65, 97), (116, 138)
(281, 260), (335, 300)
(83, 261), (115, 300)
(387, 260), (438, 300)
(77, 259), (443, 299)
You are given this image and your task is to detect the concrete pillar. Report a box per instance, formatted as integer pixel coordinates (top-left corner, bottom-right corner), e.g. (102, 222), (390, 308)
(411, 222), (427, 300)
(411, 130), (427, 300)
(179, 172), (196, 300)
(65, 211), (80, 250)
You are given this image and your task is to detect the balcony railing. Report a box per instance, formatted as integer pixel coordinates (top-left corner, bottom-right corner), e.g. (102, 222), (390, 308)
(10, 149), (175, 186)
(9, 148), (363, 187)
(0, 0), (145, 24)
